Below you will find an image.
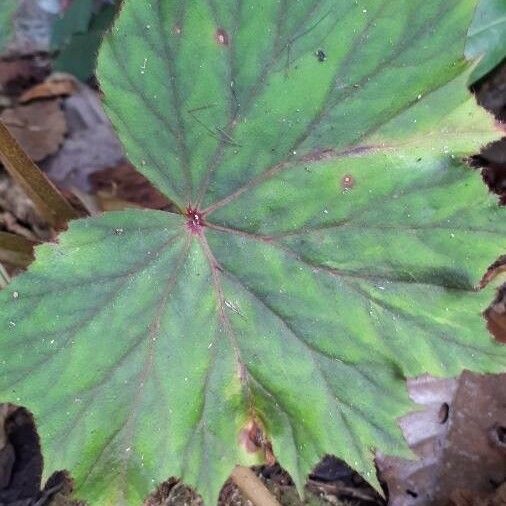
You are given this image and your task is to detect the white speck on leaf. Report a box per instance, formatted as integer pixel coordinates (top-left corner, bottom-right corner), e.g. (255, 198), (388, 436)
(140, 58), (148, 74)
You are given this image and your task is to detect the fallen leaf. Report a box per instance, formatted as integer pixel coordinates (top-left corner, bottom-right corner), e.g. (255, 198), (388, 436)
(41, 82), (124, 190)
(377, 372), (506, 505)
(89, 162), (172, 210)
(448, 483), (506, 506)
(0, 174), (54, 249)
(0, 58), (48, 94)
(19, 74), (77, 103)
(0, 100), (66, 161)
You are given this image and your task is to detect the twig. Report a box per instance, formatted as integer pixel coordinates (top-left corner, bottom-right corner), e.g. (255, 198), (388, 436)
(231, 466), (282, 506)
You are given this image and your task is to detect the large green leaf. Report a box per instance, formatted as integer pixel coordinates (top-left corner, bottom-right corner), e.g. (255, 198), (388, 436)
(1, 1), (505, 504)
(466, 0), (506, 82)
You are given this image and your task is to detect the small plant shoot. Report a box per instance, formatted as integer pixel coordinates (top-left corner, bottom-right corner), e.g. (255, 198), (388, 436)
(0, 1), (505, 504)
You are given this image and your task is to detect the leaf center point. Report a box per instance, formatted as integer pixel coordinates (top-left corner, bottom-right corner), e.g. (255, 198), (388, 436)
(185, 206), (204, 234)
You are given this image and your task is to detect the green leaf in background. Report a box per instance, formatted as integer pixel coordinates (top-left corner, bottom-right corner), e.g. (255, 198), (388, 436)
(0, 0), (19, 52)
(51, 0), (119, 81)
(50, 0), (95, 49)
(466, 0), (506, 83)
(1, 1), (505, 504)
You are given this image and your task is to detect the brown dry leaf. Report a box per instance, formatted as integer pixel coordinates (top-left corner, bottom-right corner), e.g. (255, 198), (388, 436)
(0, 59), (42, 92)
(0, 100), (66, 161)
(377, 373), (506, 506)
(0, 173), (52, 242)
(0, 56), (51, 102)
(0, 60), (32, 90)
(19, 74), (77, 104)
(448, 483), (506, 506)
(89, 162), (172, 210)
(0, 173), (46, 230)
(41, 83), (124, 190)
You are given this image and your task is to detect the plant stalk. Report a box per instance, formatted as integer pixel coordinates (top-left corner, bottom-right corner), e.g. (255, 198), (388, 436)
(230, 466), (282, 506)
(0, 231), (35, 268)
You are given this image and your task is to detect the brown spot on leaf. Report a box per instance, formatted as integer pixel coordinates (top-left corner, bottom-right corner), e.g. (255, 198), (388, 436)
(173, 24), (182, 36)
(238, 420), (275, 464)
(215, 28), (229, 46)
(341, 174), (355, 190)
(239, 421), (261, 454)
